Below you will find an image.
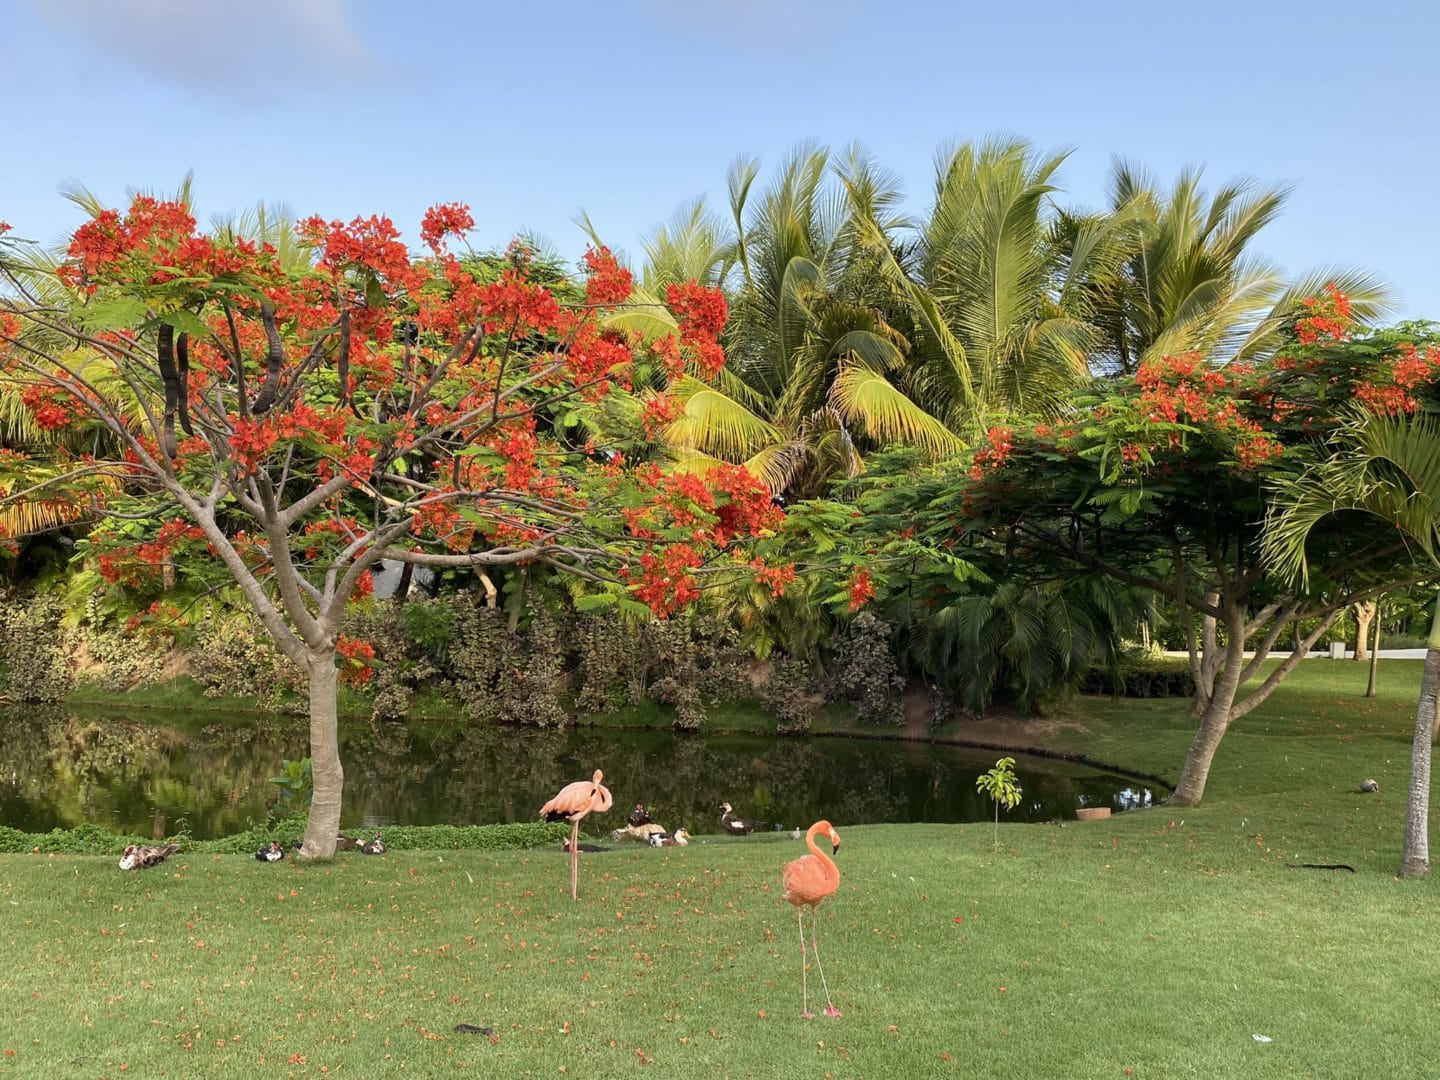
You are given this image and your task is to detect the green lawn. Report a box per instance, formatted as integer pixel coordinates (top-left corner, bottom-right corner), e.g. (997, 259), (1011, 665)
(3, 660), (1437, 1078)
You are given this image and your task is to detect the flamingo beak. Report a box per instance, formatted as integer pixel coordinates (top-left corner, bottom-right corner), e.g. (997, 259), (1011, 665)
(831, 839), (840, 856)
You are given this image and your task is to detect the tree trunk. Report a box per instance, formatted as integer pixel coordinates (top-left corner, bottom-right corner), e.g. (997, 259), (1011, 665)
(1172, 603), (1247, 806)
(1187, 590), (1221, 717)
(393, 561), (414, 607)
(1399, 597), (1440, 877)
(1365, 601), (1382, 698)
(1353, 600), (1376, 662)
(299, 652), (344, 859)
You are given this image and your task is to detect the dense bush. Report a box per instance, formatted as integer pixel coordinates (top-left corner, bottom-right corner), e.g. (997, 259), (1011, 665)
(188, 609), (301, 706)
(0, 596), (73, 702)
(827, 612), (903, 724)
(1078, 658), (1196, 699)
(759, 656), (818, 734)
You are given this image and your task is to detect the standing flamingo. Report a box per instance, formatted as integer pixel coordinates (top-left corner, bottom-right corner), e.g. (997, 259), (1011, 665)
(540, 769), (613, 900)
(781, 820), (842, 1019)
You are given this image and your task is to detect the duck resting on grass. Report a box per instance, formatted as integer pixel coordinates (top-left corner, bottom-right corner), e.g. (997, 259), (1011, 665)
(360, 833), (386, 855)
(255, 841), (285, 862)
(119, 843), (179, 870)
(648, 828), (691, 847)
(611, 821), (668, 842)
(562, 838), (611, 853)
(720, 802), (760, 836)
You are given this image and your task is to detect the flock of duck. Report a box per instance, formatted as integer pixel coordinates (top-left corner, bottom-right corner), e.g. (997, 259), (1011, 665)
(117, 832), (386, 870)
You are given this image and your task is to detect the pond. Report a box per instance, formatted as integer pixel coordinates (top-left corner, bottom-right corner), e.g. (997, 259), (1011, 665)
(0, 706), (1161, 840)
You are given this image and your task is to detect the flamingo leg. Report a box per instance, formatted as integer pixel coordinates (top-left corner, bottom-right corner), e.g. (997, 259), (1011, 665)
(798, 908), (813, 1019)
(569, 819), (580, 901)
(808, 910), (840, 1017)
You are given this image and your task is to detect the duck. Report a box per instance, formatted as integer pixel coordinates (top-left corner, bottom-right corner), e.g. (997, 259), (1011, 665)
(628, 803), (651, 828)
(611, 822), (668, 843)
(119, 843), (179, 870)
(360, 833), (386, 855)
(789, 827), (803, 840)
(562, 838), (611, 853)
(255, 841), (286, 862)
(1360, 778), (1380, 793)
(720, 802), (759, 836)
(648, 828), (691, 847)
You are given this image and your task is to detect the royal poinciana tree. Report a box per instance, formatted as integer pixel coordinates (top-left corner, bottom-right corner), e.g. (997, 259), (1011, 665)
(883, 289), (1440, 804)
(0, 201), (784, 856)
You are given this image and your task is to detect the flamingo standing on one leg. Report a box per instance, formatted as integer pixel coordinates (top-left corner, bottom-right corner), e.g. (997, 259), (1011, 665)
(540, 769), (613, 901)
(781, 820), (842, 1019)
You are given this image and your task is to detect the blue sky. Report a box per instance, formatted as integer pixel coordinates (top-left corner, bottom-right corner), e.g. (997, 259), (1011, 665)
(3, 0), (1435, 318)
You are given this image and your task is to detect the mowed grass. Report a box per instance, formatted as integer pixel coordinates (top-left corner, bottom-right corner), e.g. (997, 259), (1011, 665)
(3, 660), (1439, 1079)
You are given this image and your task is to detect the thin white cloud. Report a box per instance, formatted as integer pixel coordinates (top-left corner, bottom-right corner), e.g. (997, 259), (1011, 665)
(27, 0), (369, 99)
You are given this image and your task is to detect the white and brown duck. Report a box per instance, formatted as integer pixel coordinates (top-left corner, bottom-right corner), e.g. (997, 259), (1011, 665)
(360, 833), (386, 855)
(255, 841), (286, 862)
(648, 828), (691, 847)
(119, 843), (179, 870)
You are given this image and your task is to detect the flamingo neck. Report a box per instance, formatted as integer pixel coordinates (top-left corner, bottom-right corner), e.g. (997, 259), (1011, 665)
(805, 823), (838, 885)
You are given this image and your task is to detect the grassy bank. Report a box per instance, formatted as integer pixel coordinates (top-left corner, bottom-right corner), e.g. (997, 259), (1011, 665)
(3, 660), (1437, 1077)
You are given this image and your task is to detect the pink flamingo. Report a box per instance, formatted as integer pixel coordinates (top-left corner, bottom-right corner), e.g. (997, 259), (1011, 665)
(781, 820), (842, 1018)
(540, 769), (613, 900)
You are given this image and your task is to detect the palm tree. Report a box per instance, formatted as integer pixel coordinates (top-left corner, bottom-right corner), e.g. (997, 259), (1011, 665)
(854, 138), (1142, 431)
(1091, 161), (1391, 372)
(1263, 408), (1440, 877)
(586, 144), (954, 496)
(603, 139), (1138, 495)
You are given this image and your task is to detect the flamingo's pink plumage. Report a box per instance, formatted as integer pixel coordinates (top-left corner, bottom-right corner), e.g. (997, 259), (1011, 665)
(781, 820), (842, 1018)
(540, 769), (613, 900)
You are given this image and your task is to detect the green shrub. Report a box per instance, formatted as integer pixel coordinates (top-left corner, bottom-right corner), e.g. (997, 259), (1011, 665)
(188, 609), (300, 706)
(1078, 658), (1196, 699)
(827, 612), (903, 724)
(759, 656), (816, 734)
(0, 596), (73, 702)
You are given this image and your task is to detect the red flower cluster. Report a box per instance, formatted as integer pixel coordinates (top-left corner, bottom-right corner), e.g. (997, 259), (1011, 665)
(297, 214), (416, 290)
(641, 393), (682, 438)
(848, 568), (875, 612)
(708, 463), (782, 545)
(583, 246), (633, 307)
(336, 635), (377, 686)
(627, 543), (704, 617)
(565, 327), (632, 395)
(1294, 284), (1352, 345)
(228, 417), (281, 472)
(61, 196), (198, 288)
(19, 382), (84, 430)
(751, 558), (797, 598)
(476, 271), (563, 335)
(665, 281), (727, 379)
(419, 202), (475, 254)
(1354, 342), (1440, 415)
(969, 426), (1015, 479)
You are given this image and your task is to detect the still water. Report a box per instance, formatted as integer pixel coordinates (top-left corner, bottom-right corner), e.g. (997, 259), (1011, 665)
(0, 706), (1159, 840)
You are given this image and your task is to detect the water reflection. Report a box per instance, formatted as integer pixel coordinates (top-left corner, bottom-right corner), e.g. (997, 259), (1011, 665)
(0, 706), (1159, 839)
